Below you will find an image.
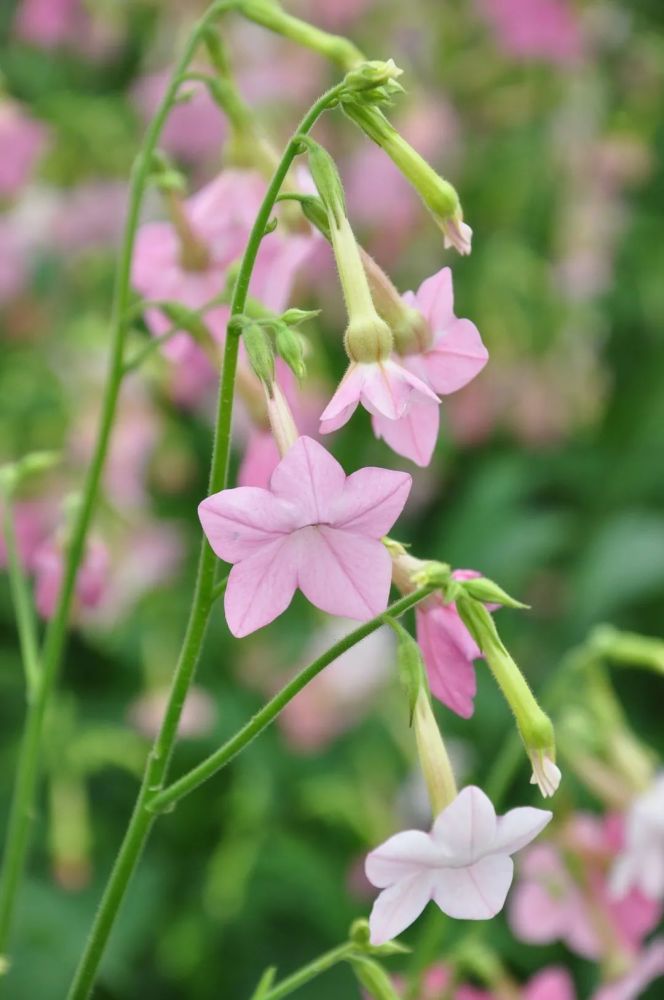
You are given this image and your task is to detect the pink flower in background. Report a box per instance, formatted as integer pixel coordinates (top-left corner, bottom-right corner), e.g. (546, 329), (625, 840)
(610, 773), (664, 903)
(372, 268), (488, 466)
(277, 618), (393, 751)
(366, 785), (551, 944)
(0, 101), (48, 200)
(592, 937), (664, 1000)
(393, 964), (575, 1000)
(49, 182), (126, 252)
(475, 0), (584, 65)
(13, 0), (83, 48)
(132, 72), (227, 165)
(320, 358), (439, 434)
(33, 537), (109, 620)
(199, 435), (411, 637)
(128, 685), (216, 740)
(0, 217), (30, 304)
(0, 500), (53, 570)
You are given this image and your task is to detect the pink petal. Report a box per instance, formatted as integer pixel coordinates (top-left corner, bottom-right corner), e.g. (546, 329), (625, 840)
(416, 604), (478, 718)
(198, 488), (294, 563)
(361, 361), (438, 421)
(432, 786), (497, 863)
(319, 402), (358, 434)
(320, 365), (363, 424)
(369, 872), (433, 945)
(492, 806), (553, 855)
(296, 526), (392, 620)
(366, 829), (441, 888)
(269, 436), (345, 524)
(433, 853), (514, 919)
(424, 318), (489, 395)
(509, 881), (568, 945)
(330, 467), (411, 536)
(371, 399), (440, 467)
(413, 267), (455, 330)
(524, 968), (576, 1000)
(224, 536), (298, 637)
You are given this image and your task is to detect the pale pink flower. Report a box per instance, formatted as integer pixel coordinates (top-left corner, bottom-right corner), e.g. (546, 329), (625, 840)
(529, 751), (562, 798)
(320, 358), (438, 434)
(0, 101), (47, 200)
(366, 785), (551, 944)
(372, 267), (488, 465)
(592, 937), (664, 1000)
(0, 499), (53, 570)
(14, 0), (83, 48)
(49, 181), (126, 251)
(524, 968), (577, 1000)
(33, 537), (109, 620)
(475, 0), (584, 65)
(0, 217), (30, 304)
(199, 435), (411, 637)
(610, 773), (664, 902)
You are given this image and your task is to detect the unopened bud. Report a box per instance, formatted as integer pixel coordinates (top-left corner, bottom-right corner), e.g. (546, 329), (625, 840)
(456, 595), (560, 798)
(301, 137), (346, 227)
(274, 323), (306, 381)
(459, 576), (529, 610)
(414, 687), (458, 816)
(242, 324), (275, 387)
(265, 382), (298, 458)
(343, 59), (403, 92)
(280, 308), (321, 327)
(349, 956), (400, 1000)
(386, 617), (426, 723)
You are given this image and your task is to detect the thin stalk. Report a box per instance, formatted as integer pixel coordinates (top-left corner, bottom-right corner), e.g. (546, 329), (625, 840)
(66, 82), (346, 1000)
(0, 0), (240, 965)
(2, 504), (40, 698)
(150, 586), (435, 813)
(257, 942), (357, 1000)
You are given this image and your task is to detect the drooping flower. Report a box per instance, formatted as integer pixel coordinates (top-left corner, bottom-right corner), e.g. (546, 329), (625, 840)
(366, 785), (551, 944)
(610, 773), (664, 902)
(371, 267), (488, 465)
(199, 435), (411, 637)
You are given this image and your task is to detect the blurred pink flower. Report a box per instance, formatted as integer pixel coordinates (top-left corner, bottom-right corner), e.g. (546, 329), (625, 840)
(199, 435), (411, 637)
(128, 685), (216, 740)
(366, 785), (551, 944)
(524, 969), (576, 1000)
(592, 937), (664, 1000)
(0, 217), (30, 304)
(278, 618), (393, 751)
(372, 267), (488, 465)
(33, 537), (109, 620)
(49, 182), (126, 251)
(0, 499), (53, 570)
(0, 101), (47, 200)
(475, 0), (584, 65)
(132, 71), (226, 165)
(14, 0), (83, 48)
(610, 773), (664, 903)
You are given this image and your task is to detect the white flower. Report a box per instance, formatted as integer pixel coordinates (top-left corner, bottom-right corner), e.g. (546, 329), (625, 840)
(365, 785), (552, 945)
(529, 750), (562, 798)
(610, 773), (664, 901)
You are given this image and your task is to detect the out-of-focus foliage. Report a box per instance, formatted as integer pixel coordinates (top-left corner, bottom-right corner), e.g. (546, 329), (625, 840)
(1, 0), (663, 997)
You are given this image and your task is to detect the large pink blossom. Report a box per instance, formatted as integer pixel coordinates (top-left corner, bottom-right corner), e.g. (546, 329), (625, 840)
(366, 785), (551, 944)
(0, 101), (47, 200)
(372, 267), (488, 466)
(199, 436), (411, 637)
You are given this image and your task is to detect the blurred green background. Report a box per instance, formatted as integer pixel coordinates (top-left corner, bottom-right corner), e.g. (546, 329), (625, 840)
(1, 1), (663, 996)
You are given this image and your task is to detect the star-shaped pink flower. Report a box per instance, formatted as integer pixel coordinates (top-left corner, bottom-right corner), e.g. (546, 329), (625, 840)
(319, 358), (439, 434)
(366, 785), (551, 944)
(372, 267), (488, 466)
(199, 436), (411, 637)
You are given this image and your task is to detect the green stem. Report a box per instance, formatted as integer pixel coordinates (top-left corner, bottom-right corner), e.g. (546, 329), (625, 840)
(150, 586), (435, 813)
(0, 0), (240, 968)
(257, 942), (357, 1000)
(240, 1), (364, 69)
(211, 574), (229, 604)
(2, 504), (40, 698)
(65, 82), (345, 1000)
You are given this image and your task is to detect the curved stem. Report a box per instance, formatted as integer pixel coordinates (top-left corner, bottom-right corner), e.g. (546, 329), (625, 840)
(0, 0), (241, 965)
(256, 942), (357, 1000)
(150, 586), (435, 813)
(65, 82), (345, 1000)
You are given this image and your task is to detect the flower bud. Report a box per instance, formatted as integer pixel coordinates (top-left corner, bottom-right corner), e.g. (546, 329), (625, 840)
(343, 59), (404, 92)
(349, 956), (401, 1000)
(274, 323), (306, 381)
(242, 323), (275, 388)
(265, 382), (298, 458)
(456, 595), (560, 798)
(302, 137), (346, 227)
(387, 617), (426, 723)
(459, 576), (529, 610)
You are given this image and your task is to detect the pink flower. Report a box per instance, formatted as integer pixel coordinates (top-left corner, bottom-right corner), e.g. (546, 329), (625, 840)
(14, 0), (82, 48)
(0, 101), (48, 200)
(132, 71), (226, 164)
(199, 436), (411, 637)
(592, 937), (664, 1000)
(525, 968), (576, 1000)
(366, 785), (551, 944)
(320, 358), (438, 434)
(33, 537), (109, 620)
(475, 0), (584, 65)
(372, 267), (488, 465)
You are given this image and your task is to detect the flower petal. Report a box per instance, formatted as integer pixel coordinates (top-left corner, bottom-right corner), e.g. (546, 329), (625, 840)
(416, 604), (478, 718)
(369, 872), (433, 945)
(224, 536), (298, 637)
(320, 365), (363, 424)
(269, 436), (345, 524)
(413, 267), (455, 330)
(198, 487), (294, 562)
(432, 786), (497, 864)
(425, 318), (489, 396)
(372, 400), (440, 467)
(524, 968), (576, 1000)
(492, 806), (552, 856)
(361, 361), (438, 420)
(330, 467), (411, 536)
(296, 526), (392, 620)
(366, 829), (441, 888)
(433, 854), (513, 920)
